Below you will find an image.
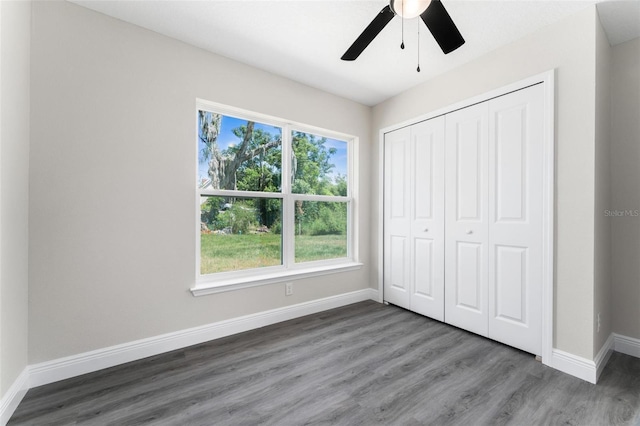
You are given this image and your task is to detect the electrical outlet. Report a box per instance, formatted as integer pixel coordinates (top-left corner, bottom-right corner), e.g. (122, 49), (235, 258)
(285, 282), (293, 296)
(597, 312), (601, 333)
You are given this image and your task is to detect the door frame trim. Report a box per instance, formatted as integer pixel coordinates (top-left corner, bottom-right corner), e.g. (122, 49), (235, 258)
(377, 70), (555, 366)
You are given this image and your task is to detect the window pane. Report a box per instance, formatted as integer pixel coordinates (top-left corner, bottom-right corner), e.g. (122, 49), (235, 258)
(200, 196), (282, 274)
(291, 131), (347, 196)
(198, 111), (282, 192)
(294, 201), (348, 263)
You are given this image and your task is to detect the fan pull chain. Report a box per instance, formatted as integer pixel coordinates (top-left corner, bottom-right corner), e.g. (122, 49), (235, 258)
(417, 20), (421, 72)
(400, 1), (405, 49)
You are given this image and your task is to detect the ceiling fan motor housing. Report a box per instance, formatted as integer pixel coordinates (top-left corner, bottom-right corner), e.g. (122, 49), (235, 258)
(390, 0), (432, 19)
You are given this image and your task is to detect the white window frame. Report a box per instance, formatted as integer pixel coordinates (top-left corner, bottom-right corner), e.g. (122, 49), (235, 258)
(191, 100), (362, 296)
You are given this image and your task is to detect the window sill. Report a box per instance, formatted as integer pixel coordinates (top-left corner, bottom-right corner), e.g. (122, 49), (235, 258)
(190, 262), (363, 297)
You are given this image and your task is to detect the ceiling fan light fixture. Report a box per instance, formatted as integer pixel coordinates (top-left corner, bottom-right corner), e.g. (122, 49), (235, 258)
(391, 0), (432, 19)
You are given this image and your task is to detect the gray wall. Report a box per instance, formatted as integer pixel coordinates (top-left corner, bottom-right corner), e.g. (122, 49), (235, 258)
(0, 0), (31, 397)
(611, 36), (640, 340)
(28, 1), (372, 364)
(594, 12), (612, 356)
(372, 7), (599, 359)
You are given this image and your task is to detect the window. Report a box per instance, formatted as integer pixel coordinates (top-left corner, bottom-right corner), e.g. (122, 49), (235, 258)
(194, 101), (359, 294)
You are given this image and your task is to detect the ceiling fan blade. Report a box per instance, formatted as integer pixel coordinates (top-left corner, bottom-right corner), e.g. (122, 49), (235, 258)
(420, 0), (465, 54)
(341, 5), (396, 61)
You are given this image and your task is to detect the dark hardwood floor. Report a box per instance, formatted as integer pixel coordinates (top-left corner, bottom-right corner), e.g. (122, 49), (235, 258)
(9, 301), (640, 425)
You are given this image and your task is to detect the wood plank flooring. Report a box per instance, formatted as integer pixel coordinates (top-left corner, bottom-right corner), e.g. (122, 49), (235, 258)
(9, 301), (640, 425)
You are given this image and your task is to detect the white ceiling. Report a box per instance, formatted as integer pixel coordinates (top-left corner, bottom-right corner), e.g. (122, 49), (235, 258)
(71, 0), (640, 106)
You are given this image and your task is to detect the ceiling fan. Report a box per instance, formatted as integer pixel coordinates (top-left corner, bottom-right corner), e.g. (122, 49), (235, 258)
(341, 0), (465, 61)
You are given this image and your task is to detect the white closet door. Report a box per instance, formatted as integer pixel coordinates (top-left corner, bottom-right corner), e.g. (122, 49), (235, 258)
(384, 127), (411, 309)
(445, 102), (489, 337)
(410, 117), (445, 320)
(488, 84), (544, 355)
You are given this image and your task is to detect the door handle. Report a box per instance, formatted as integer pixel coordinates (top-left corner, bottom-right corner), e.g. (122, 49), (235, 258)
(466, 230), (473, 235)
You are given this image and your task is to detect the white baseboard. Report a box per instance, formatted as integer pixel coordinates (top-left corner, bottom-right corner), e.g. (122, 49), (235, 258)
(29, 288), (377, 388)
(595, 333), (615, 382)
(614, 333), (640, 358)
(370, 288), (380, 303)
(0, 367), (29, 426)
(550, 349), (597, 384)
(551, 332), (634, 384)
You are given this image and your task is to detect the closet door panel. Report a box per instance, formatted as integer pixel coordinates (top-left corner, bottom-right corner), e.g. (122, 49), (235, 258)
(445, 103), (489, 337)
(455, 242), (483, 311)
(384, 127), (411, 309)
(413, 239), (434, 296)
(410, 117), (445, 321)
(488, 84), (544, 355)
